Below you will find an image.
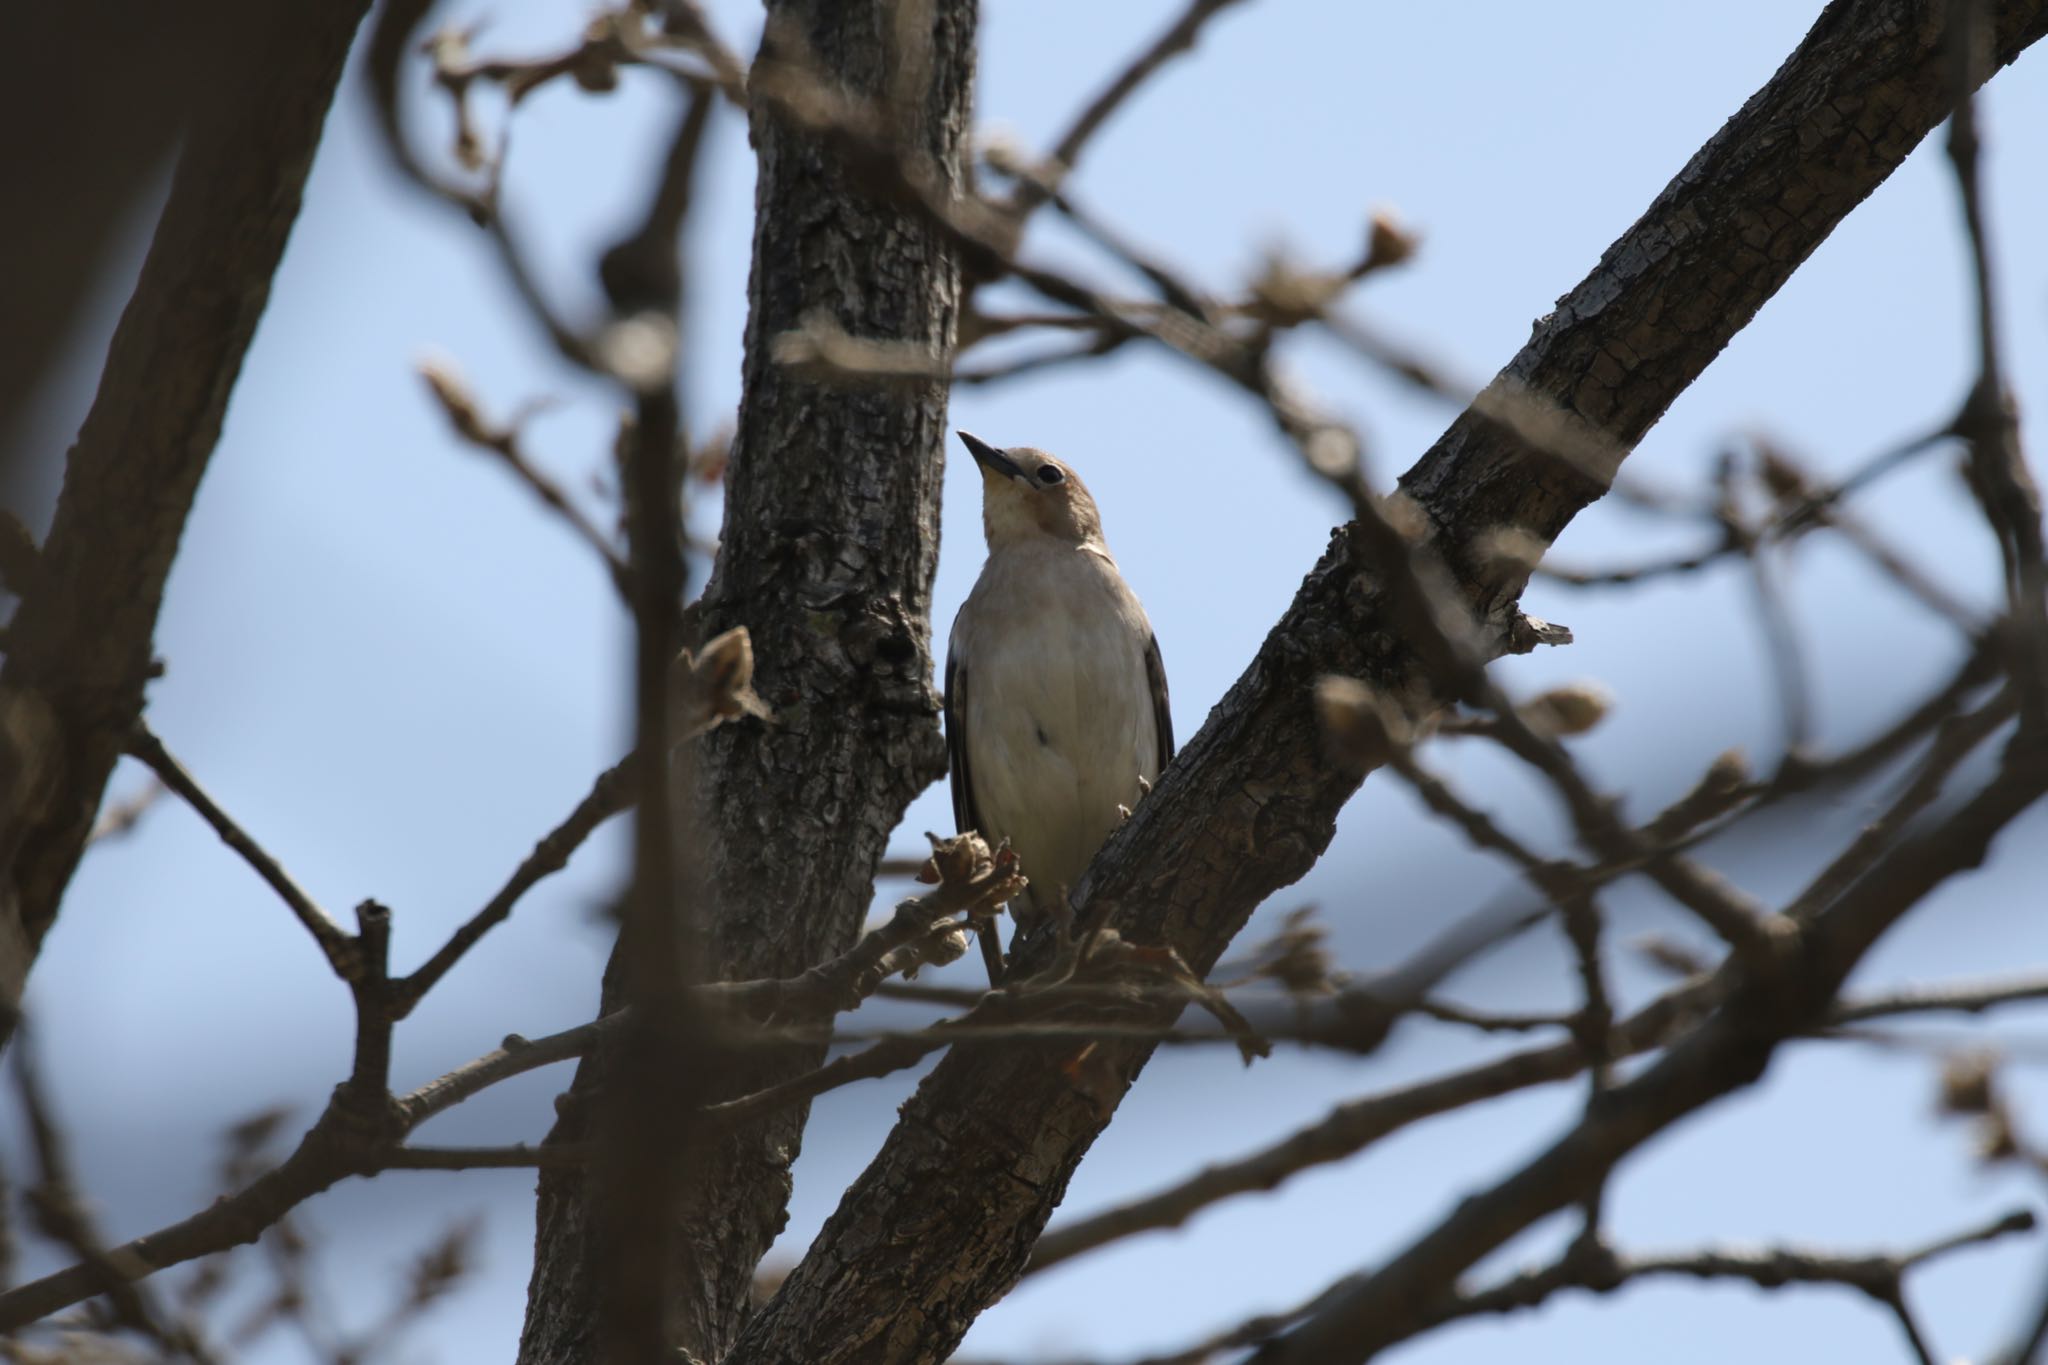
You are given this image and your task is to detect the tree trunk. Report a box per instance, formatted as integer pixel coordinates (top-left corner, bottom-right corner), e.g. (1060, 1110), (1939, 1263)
(720, 2), (2048, 1361)
(516, 3), (975, 1361)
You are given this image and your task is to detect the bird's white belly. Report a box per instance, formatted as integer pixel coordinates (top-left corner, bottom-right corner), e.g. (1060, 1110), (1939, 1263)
(961, 593), (1159, 924)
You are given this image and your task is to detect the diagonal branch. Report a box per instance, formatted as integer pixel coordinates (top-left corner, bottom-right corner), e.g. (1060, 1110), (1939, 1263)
(723, 6), (2048, 1362)
(1252, 722), (2048, 1363)
(394, 752), (638, 1015)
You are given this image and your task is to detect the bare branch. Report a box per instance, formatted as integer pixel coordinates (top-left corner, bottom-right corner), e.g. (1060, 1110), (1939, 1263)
(1023, 974), (1723, 1279)
(125, 725), (357, 980)
(8, 1016), (217, 1361)
(1250, 730), (2048, 1363)
(1003, 0), (1251, 217)
(1833, 970), (2048, 1023)
(1944, 0), (2047, 641)
(416, 358), (633, 597)
(394, 753), (639, 1016)
(1412, 1208), (2037, 1357)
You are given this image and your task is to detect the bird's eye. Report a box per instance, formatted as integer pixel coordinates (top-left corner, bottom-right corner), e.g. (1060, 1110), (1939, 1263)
(1036, 466), (1065, 486)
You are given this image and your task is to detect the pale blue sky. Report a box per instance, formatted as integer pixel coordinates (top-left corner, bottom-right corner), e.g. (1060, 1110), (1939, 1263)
(10, 2), (2048, 1361)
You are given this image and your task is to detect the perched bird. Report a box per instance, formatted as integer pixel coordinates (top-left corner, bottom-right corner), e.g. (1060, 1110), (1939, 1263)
(945, 432), (1174, 983)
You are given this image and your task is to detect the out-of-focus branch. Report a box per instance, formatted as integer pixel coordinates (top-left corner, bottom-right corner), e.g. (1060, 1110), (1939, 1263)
(1027, 949), (2048, 1283)
(8, 1017), (217, 1361)
(1784, 685), (2018, 922)
(1014, 1209), (2036, 1365)
(1002, 0), (1251, 218)
(583, 72), (716, 1362)
(416, 358), (633, 597)
(1424, 1209), (2036, 1365)
(1252, 719), (2047, 1362)
(1023, 974), (1723, 1278)
(0, 0), (376, 1047)
(0, 900), (417, 1331)
(1944, 2), (2048, 737)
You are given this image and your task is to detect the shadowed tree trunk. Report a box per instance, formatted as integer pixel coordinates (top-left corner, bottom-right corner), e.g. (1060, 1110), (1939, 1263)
(515, 3), (976, 1362)
(0, 0), (376, 1048)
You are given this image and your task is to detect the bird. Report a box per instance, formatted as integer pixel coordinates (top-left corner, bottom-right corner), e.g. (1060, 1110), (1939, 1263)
(944, 431), (1174, 984)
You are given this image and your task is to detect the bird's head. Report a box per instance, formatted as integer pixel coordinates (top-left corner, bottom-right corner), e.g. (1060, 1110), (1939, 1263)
(958, 431), (1105, 550)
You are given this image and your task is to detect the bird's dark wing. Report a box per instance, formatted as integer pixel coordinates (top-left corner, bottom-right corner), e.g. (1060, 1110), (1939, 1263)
(944, 647), (981, 837)
(946, 647), (1006, 985)
(1144, 632), (1175, 770)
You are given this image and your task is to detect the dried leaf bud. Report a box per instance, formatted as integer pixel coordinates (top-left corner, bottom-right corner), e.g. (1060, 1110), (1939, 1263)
(673, 626), (775, 739)
(1518, 681), (1613, 738)
(1364, 209), (1418, 272)
(920, 829), (996, 888)
(910, 925), (973, 976)
(1939, 1050), (2000, 1117)
(1976, 1111), (2021, 1164)
(417, 356), (494, 446)
(1247, 250), (1339, 327)
(1632, 933), (1712, 978)
(1703, 749), (1750, 793)
(1752, 436), (1811, 503)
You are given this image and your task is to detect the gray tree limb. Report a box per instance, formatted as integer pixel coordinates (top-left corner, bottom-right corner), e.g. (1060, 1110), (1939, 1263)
(721, 3), (2048, 1361)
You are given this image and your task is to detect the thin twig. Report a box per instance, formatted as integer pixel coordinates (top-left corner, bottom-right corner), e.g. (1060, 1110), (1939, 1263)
(126, 725), (357, 979)
(393, 752), (639, 1015)
(399, 1014), (625, 1128)
(1416, 1208), (2036, 1354)
(1024, 974), (1726, 1277)
(1004, 0), (1250, 217)
(417, 358), (633, 595)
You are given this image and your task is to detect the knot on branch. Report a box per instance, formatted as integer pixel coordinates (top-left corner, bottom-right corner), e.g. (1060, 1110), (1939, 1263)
(313, 1082), (408, 1175)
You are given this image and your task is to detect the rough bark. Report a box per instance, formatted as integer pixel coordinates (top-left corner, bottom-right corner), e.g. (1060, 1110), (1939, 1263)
(0, 0), (376, 1041)
(721, 3), (2048, 1361)
(515, 3), (973, 1362)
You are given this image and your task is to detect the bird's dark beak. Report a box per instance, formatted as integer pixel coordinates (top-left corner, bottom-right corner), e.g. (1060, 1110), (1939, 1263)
(957, 430), (1023, 480)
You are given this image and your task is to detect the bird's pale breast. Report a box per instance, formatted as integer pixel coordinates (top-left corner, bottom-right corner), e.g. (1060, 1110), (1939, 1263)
(951, 544), (1161, 925)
